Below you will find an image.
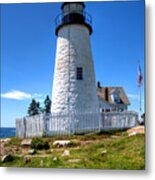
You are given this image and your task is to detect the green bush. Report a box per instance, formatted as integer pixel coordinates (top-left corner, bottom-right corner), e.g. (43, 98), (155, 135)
(30, 137), (49, 150)
(8, 137), (22, 146)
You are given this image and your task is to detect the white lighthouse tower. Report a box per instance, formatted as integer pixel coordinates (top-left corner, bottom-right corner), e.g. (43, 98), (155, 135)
(52, 2), (99, 116)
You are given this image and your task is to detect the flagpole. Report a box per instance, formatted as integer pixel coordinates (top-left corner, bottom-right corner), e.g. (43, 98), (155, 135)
(138, 86), (140, 119)
(138, 62), (142, 118)
(139, 85), (142, 113)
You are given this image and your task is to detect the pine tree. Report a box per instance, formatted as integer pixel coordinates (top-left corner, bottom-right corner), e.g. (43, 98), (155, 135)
(44, 95), (51, 114)
(28, 99), (41, 116)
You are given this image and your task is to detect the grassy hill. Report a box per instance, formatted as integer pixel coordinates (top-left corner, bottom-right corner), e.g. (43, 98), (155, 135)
(0, 131), (145, 170)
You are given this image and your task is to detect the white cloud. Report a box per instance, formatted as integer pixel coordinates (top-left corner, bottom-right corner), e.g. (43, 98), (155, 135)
(128, 94), (139, 100)
(32, 93), (45, 103)
(1, 90), (47, 102)
(33, 93), (44, 98)
(1, 90), (32, 100)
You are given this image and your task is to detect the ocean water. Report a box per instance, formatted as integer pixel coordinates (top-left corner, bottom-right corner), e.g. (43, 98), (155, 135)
(0, 127), (16, 139)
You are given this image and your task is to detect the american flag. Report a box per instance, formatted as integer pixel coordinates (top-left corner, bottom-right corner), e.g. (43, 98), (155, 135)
(138, 64), (143, 87)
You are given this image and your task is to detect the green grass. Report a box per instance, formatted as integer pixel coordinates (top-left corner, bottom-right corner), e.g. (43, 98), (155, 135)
(0, 132), (145, 169)
(6, 137), (22, 146)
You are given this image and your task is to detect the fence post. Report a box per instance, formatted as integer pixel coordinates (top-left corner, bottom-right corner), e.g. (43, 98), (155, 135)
(23, 117), (26, 138)
(98, 112), (101, 132)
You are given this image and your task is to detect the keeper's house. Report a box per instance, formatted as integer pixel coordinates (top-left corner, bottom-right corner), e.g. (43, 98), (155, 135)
(97, 82), (130, 113)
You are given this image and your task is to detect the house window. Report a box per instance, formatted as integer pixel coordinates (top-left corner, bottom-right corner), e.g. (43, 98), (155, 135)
(112, 91), (121, 103)
(77, 67), (83, 80)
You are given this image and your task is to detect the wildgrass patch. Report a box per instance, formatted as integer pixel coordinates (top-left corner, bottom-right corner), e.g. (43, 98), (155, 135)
(7, 137), (22, 146)
(31, 137), (50, 150)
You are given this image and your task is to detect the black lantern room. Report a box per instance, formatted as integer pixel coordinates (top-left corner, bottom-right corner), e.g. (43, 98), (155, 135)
(55, 2), (92, 36)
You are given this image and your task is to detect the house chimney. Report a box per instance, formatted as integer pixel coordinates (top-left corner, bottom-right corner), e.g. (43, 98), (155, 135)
(104, 88), (109, 101)
(97, 81), (101, 88)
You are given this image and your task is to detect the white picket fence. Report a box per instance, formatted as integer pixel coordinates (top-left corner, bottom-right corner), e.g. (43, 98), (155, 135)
(16, 111), (138, 138)
(100, 111), (138, 131)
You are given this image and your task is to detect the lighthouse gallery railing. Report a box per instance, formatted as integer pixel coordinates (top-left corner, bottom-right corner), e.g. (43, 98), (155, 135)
(55, 10), (92, 28)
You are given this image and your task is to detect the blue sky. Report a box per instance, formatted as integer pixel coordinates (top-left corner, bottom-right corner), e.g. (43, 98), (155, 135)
(1, 1), (145, 127)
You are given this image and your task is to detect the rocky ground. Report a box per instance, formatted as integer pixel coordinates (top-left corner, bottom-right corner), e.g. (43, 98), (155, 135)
(0, 126), (145, 169)
(127, 125), (145, 135)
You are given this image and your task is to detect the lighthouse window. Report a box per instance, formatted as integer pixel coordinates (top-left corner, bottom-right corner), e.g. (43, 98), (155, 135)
(70, 4), (77, 12)
(76, 4), (83, 12)
(63, 6), (69, 13)
(77, 67), (83, 80)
